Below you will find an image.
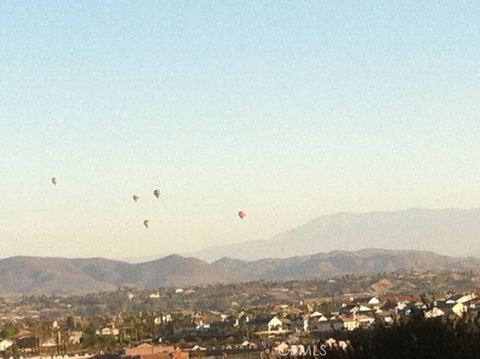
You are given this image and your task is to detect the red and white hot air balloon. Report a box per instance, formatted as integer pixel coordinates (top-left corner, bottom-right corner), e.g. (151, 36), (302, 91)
(238, 210), (246, 219)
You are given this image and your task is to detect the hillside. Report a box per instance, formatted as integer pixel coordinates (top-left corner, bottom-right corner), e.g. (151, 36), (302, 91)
(0, 255), (236, 295)
(0, 248), (479, 295)
(212, 248), (480, 282)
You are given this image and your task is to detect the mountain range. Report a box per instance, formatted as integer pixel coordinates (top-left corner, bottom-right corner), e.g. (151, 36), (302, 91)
(3, 207), (480, 295)
(0, 248), (479, 295)
(190, 207), (480, 261)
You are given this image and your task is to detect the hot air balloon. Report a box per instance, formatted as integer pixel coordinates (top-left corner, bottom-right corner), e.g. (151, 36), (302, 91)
(143, 219), (150, 228)
(153, 189), (161, 199)
(238, 210), (246, 219)
(132, 194), (140, 202)
(51, 177), (58, 186)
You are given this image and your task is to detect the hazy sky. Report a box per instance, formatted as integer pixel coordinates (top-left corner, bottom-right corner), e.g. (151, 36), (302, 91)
(1, 1), (479, 260)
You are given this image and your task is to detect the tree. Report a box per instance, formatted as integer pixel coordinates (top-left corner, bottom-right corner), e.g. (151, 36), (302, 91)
(1, 322), (19, 338)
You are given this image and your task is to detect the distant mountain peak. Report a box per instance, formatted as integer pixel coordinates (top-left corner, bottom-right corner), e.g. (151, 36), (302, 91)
(190, 207), (480, 261)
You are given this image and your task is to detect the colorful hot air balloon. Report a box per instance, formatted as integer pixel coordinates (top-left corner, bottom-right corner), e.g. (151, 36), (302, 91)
(143, 219), (150, 228)
(153, 189), (161, 199)
(132, 194), (140, 202)
(51, 177), (58, 186)
(238, 211), (246, 219)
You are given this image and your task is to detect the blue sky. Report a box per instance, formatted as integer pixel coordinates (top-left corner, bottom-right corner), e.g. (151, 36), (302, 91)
(1, 1), (479, 259)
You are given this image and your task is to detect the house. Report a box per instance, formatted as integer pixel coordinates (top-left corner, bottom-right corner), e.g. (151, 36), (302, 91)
(0, 339), (13, 352)
(356, 314), (375, 328)
(341, 316), (358, 331)
(314, 320), (344, 333)
(380, 300), (397, 312)
(368, 297), (380, 306)
(192, 311), (224, 329)
(359, 305), (372, 312)
(452, 303), (467, 317)
(376, 311), (395, 325)
(425, 307), (445, 319)
(318, 315), (328, 322)
(457, 293), (476, 304)
(68, 331), (83, 345)
(125, 343), (189, 359)
(324, 338), (351, 352)
(396, 301), (410, 311)
(40, 336), (57, 348)
(191, 345), (206, 351)
(96, 325), (120, 336)
(251, 315), (290, 335)
(267, 316), (284, 332)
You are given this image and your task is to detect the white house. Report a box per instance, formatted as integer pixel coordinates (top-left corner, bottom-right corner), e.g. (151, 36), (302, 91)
(318, 315), (328, 322)
(457, 293), (476, 304)
(268, 316), (284, 332)
(0, 339), (13, 352)
(191, 345), (207, 351)
(452, 303), (467, 317)
(341, 317), (358, 331)
(368, 297), (380, 305)
(96, 325), (120, 336)
(425, 307), (445, 319)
